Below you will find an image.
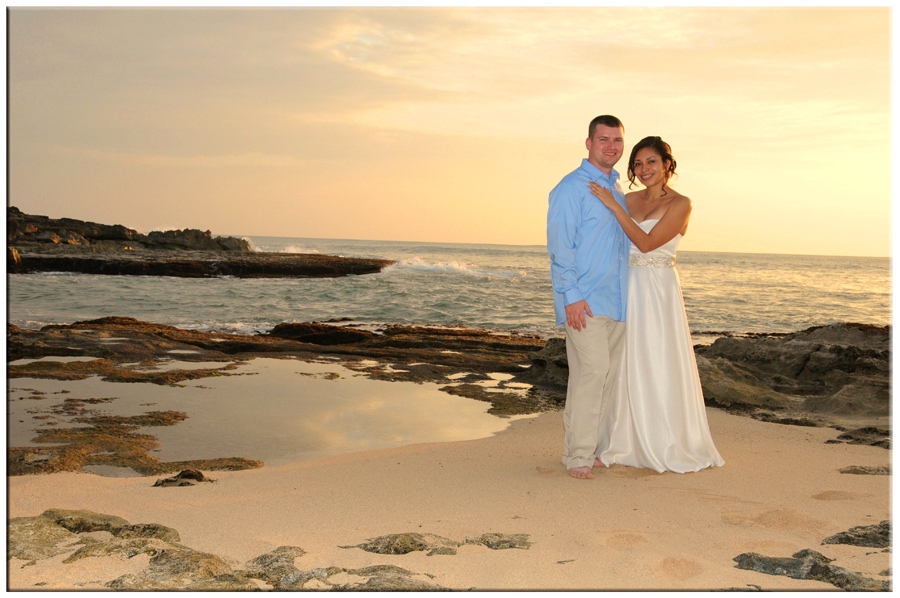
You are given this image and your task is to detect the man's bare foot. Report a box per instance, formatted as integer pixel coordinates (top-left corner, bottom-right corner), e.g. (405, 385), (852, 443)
(568, 466), (593, 479)
(594, 457), (607, 468)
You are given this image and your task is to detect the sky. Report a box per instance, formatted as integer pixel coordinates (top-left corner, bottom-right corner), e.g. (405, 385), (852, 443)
(7, 6), (892, 257)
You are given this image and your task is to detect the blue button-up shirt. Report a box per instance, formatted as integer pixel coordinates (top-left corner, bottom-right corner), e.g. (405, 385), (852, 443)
(547, 159), (629, 325)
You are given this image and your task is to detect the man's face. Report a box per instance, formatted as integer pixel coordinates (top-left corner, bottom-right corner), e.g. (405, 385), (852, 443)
(585, 125), (625, 174)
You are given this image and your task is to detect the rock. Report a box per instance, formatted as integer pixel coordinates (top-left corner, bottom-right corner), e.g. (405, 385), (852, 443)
(833, 427), (890, 450)
(695, 355), (796, 411)
(14, 252), (393, 278)
(268, 322), (376, 345)
(146, 229), (221, 251)
(277, 566), (344, 590)
(524, 337), (568, 389)
(839, 465), (890, 475)
(116, 523), (182, 544)
(9, 508), (455, 591)
(244, 545), (307, 585)
(8, 246), (21, 272)
(466, 533), (532, 550)
(822, 521), (890, 548)
(8, 515), (80, 561)
(338, 565), (444, 591)
(42, 509), (131, 534)
(343, 533), (459, 555)
(153, 469), (215, 487)
(184, 573), (259, 591)
(693, 324), (890, 429)
(33, 231), (61, 244)
(734, 548), (889, 591)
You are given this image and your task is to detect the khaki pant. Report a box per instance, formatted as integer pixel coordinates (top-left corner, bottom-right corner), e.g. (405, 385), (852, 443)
(562, 315), (626, 469)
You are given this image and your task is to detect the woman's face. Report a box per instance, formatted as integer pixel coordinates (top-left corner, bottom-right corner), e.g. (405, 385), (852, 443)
(632, 148), (670, 188)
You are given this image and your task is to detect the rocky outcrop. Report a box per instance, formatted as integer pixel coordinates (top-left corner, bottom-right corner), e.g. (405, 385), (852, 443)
(8, 206), (251, 252)
(8, 206), (394, 278)
(839, 465), (890, 476)
(696, 323), (889, 421)
(822, 521), (890, 549)
(8, 510), (462, 590)
(524, 323), (890, 432)
(524, 338), (568, 390)
(153, 469), (216, 487)
(343, 532), (531, 556)
(733, 549), (889, 591)
(12, 251), (394, 279)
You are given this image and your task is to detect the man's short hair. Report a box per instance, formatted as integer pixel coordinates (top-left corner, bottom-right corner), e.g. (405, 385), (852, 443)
(588, 115), (624, 138)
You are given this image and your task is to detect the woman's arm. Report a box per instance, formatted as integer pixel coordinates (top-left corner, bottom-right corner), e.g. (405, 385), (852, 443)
(588, 183), (691, 253)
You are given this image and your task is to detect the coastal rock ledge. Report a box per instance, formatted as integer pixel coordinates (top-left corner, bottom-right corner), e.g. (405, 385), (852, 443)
(526, 322), (889, 435)
(7, 207), (394, 278)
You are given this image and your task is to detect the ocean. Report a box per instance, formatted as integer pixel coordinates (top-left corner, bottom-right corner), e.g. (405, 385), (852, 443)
(7, 237), (891, 340)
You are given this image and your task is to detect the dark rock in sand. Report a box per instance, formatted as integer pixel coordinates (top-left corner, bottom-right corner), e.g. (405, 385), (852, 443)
(244, 545), (307, 586)
(830, 427), (891, 450)
(734, 548), (890, 591)
(822, 521), (891, 549)
(343, 532), (460, 555)
(153, 469), (215, 487)
(9, 509), (449, 590)
(839, 465), (890, 475)
(466, 533), (532, 550)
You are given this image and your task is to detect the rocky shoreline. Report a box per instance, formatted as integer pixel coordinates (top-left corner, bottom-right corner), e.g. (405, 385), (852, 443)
(7, 317), (890, 477)
(7, 207), (394, 278)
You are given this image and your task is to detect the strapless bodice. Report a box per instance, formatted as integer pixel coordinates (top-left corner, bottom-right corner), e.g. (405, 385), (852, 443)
(629, 218), (680, 266)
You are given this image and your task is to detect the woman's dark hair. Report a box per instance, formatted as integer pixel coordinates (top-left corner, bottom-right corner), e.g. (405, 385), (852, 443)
(627, 136), (677, 189)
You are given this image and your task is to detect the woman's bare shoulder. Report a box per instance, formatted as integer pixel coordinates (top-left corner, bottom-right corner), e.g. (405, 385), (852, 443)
(667, 190), (692, 208)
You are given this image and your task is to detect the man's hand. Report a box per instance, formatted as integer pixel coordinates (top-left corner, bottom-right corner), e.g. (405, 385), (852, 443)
(565, 300), (593, 331)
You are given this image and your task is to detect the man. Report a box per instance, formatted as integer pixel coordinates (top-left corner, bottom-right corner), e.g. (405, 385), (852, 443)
(547, 115), (630, 480)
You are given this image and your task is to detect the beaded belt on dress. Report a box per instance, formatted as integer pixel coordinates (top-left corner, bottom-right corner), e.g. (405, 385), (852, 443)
(629, 254), (676, 268)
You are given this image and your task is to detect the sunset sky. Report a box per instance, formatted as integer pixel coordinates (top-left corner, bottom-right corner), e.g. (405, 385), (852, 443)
(7, 7), (891, 257)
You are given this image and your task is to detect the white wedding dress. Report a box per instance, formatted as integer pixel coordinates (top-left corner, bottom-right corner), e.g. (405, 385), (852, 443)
(597, 219), (724, 473)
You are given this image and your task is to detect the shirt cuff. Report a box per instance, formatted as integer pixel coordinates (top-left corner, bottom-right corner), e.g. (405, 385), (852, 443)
(564, 289), (584, 306)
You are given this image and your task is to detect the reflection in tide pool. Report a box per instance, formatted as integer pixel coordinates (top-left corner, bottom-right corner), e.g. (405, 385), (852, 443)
(8, 358), (532, 471)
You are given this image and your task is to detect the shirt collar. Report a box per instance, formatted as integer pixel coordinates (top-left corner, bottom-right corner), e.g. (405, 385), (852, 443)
(581, 158), (620, 184)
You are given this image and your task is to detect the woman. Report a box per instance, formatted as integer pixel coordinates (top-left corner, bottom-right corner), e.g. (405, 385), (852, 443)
(589, 136), (724, 473)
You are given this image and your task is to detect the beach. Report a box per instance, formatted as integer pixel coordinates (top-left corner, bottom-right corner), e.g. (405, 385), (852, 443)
(8, 407), (891, 590)
(7, 224), (891, 590)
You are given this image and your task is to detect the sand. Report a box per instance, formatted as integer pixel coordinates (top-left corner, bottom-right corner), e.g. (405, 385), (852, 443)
(7, 408), (891, 591)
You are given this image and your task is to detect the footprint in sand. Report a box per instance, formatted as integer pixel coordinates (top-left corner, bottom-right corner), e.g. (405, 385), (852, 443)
(535, 466), (556, 475)
(652, 556), (704, 581)
(811, 491), (869, 501)
(722, 508), (826, 534)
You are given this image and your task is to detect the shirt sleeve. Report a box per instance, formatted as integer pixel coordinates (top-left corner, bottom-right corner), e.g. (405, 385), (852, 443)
(547, 179), (583, 306)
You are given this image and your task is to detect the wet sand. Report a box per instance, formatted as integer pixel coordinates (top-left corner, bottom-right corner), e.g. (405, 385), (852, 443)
(7, 407), (891, 590)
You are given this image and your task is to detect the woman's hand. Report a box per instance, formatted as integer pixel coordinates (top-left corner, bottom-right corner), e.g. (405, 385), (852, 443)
(589, 182), (618, 211)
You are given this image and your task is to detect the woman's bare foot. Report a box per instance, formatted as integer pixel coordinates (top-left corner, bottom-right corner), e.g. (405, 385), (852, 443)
(594, 457), (607, 468)
(568, 466), (593, 479)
